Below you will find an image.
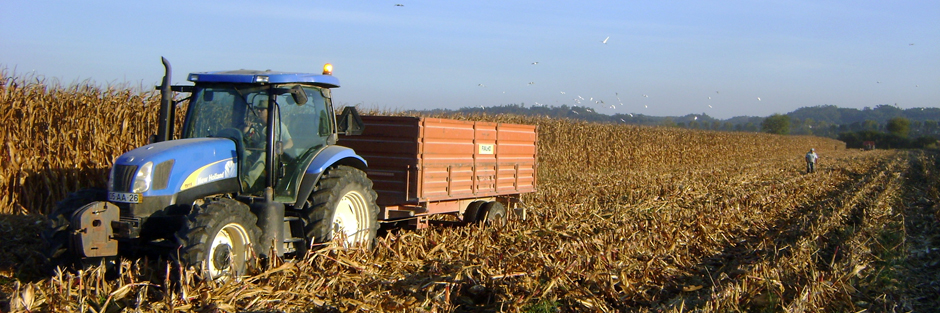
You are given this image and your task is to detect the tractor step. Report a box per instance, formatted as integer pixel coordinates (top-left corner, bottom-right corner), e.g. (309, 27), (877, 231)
(283, 237), (304, 243)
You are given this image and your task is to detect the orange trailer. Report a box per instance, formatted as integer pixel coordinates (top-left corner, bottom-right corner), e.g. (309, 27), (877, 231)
(337, 116), (537, 227)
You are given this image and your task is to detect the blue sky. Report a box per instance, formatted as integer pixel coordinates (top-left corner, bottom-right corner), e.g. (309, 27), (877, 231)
(2, 0), (937, 119)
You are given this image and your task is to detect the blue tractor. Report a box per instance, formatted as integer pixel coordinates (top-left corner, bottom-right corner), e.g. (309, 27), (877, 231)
(43, 58), (379, 280)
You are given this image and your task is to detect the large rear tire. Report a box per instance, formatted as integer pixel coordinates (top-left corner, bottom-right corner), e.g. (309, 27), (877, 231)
(41, 188), (111, 273)
(302, 166), (379, 248)
(175, 197), (261, 281)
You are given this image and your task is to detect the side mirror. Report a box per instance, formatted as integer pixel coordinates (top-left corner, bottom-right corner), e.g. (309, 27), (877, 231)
(289, 85), (307, 105)
(337, 106), (364, 136)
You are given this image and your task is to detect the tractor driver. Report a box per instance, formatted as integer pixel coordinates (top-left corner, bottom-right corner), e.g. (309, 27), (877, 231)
(242, 99), (294, 191)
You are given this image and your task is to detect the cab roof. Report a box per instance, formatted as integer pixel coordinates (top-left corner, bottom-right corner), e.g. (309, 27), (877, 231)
(187, 70), (340, 88)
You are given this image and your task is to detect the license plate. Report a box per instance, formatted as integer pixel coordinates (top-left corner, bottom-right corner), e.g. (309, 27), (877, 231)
(108, 192), (141, 204)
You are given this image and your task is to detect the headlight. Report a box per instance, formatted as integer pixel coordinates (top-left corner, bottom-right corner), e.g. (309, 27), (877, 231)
(132, 161), (154, 193)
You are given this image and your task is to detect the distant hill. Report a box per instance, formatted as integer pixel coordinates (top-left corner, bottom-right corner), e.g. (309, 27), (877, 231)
(411, 103), (940, 139)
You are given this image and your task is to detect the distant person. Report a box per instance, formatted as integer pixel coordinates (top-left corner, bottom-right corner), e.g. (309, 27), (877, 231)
(805, 148), (818, 173)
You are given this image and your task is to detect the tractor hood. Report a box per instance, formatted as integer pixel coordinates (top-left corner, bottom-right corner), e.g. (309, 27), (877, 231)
(110, 138), (238, 198)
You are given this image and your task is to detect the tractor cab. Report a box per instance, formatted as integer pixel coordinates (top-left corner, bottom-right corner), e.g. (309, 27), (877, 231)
(181, 73), (336, 199)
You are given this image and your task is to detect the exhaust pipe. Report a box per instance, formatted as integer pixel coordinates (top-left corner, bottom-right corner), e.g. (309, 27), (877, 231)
(155, 57), (175, 143)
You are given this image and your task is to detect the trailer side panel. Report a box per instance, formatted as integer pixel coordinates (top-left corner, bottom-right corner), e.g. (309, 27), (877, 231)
(336, 116), (537, 211)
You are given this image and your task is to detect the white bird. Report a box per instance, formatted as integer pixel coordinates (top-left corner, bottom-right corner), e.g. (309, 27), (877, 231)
(757, 97), (761, 101)
(572, 110), (579, 115)
(694, 116), (698, 120)
(602, 36), (609, 44)
(628, 113), (633, 117)
(621, 118), (627, 122)
(708, 105), (713, 108)
(478, 84), (485, 87)
(644, 105), (648, 108)
(708, 96), (711, 100)
(560, 91), (566, 95)
(528, 82), (535, 85)
(531, 62), (539, 65)
(642, 94), (648, 98)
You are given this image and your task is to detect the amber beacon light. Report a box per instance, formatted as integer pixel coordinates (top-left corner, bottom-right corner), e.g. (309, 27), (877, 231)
(322, 63), (333, 75)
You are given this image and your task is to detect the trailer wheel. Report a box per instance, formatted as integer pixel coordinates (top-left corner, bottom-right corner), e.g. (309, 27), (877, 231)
(303, 165), (379, 248)
(478, 201), (507, 225)
(41, 188), (114, 273)
(175, 197), (260, 281)
(462, 201), (487, 223)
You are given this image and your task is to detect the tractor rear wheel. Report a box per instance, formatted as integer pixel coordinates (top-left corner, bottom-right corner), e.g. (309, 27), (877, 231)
(41, 188), (112, 273)
(175, 197), (260, 281)
(302, 166), (379, 248)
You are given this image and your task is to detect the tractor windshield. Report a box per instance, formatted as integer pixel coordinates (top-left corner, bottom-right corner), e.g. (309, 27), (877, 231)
(183, 84), (265, 141)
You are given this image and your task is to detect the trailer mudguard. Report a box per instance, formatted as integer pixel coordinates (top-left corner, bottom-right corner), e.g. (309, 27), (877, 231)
(293, 145), (368, 208)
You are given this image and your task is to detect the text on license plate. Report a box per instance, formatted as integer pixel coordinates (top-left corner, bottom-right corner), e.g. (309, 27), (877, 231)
(108, 192), (141, 204)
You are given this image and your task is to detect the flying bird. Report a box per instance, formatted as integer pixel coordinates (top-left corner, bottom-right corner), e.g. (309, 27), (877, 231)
(757, 97), (761, 101)
(477, 84), (485, 87)
(395, 3), (404, 6)
(531, 62), (539, 65)
(642, 94), (648, 98)
(602, 36), (609, 44)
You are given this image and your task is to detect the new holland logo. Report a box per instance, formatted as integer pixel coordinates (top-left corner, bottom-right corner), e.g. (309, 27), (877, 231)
(181, 158), (236, 191)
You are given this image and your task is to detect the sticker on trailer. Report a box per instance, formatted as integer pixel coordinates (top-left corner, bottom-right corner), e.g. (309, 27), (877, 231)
(478, 144), (494, 154)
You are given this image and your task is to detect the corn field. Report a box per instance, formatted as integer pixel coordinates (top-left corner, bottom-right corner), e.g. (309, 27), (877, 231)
(1, 70), (938, 312)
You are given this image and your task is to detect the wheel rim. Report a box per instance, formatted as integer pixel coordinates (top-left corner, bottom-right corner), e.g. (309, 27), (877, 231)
(332, 190), (371, 246)
(207, 223), (251, 279)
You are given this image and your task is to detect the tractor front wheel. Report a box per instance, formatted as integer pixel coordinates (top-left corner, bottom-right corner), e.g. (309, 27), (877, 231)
(175, 197), (261, 281)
